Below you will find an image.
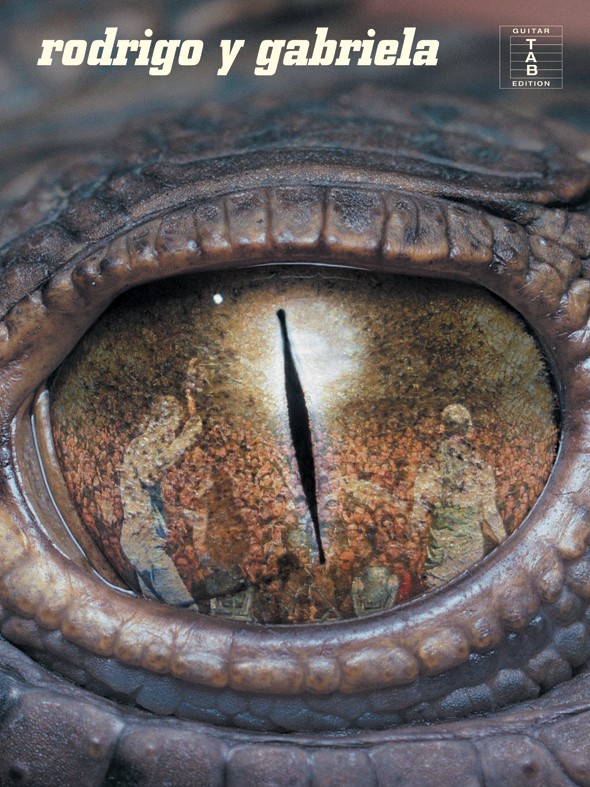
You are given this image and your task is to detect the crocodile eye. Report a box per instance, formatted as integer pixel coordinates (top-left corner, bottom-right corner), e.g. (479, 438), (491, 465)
(1, 86), (589, 760)
(3, 0), (590, 771)
(45, 265), (557, 625)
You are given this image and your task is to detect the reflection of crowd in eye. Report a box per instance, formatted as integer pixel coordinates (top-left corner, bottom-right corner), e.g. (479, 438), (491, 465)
(325, 496), (419, 606)
(320, 401), (557, 606)
(54, 364), (558, 624)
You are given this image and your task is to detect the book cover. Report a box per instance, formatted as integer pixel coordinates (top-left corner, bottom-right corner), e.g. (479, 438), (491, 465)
(0, 2), (588, 784)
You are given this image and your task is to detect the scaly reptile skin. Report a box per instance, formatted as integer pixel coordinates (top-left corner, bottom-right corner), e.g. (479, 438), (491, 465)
(1, 2), (590, 785)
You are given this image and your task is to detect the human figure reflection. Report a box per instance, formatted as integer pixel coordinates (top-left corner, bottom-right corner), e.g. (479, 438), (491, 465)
(120, 385), (507, 615)
(411, 404), (507, 588)
(119, 362), (203, 607)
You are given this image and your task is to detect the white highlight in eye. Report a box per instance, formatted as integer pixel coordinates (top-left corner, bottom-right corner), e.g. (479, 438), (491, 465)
(266, 298), (362, 417)
(213, 293), (224, 305)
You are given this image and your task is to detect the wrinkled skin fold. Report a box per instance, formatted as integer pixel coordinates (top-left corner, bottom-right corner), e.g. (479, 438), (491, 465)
(2, 2), (590, 783)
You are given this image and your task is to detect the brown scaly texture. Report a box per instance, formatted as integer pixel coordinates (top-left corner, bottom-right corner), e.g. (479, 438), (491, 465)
(2, 0), (590, 782)
(0, 82), (589, 783)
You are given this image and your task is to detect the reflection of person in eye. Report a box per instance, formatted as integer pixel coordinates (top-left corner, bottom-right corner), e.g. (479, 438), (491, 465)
(410, 403), (507, 588)
(118, 394), (203, 608)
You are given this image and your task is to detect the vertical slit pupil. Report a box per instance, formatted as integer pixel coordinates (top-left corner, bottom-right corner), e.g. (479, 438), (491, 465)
(277, 309), (325, 564)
